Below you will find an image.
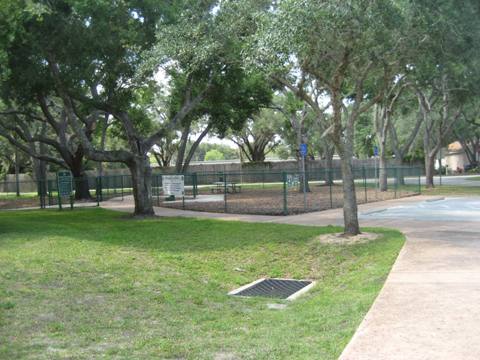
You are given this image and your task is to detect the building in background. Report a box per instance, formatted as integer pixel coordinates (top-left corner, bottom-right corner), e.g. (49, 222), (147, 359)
(444, 141), (479, 173)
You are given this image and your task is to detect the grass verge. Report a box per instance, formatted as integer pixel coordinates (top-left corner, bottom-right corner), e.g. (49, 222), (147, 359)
(419, 185), (480, 196)
(0, 208), (404, 359)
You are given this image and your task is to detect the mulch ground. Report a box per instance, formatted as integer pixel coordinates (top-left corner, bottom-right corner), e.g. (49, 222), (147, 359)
(160, 184), (417, 215)
(0, 198), (41, 210)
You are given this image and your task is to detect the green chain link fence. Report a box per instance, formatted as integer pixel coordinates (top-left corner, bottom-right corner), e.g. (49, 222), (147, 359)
(0, 166), (422, 214)
(156, 166), (422, 215)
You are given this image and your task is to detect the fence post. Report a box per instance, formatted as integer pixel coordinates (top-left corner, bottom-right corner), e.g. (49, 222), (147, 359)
(329, 169), (333, 208)
(223, 172), (227, 213)
(394, 167), (398, 198)
(418, 167), (422, 194)
(98, 176), (103, 202)
(193, 173), (198, 199)
(121, 175), (124, 200)
(48, 180), (52, 206)
(182, 185), (186, 210)
(38, 180), (45, 209)
(95, 177), (100, 206)
(14, 148), (20, 197)
(37, 180), (41, 209)
(152, 175), (158, 207)
(363, 166), (367, 203)
(283, 171), (288, 215)
(56, 173), (62, 211)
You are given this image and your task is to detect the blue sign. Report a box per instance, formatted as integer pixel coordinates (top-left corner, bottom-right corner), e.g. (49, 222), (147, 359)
(373, 146), (379, 157)
(299, 143), (308, 157)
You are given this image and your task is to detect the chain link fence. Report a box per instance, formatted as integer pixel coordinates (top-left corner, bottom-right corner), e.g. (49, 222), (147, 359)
(0, 166), (421, 214)
(156, 166), (422, 215)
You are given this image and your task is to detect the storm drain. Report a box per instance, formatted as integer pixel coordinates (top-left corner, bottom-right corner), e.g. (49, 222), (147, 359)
(229, 278), (315, 300)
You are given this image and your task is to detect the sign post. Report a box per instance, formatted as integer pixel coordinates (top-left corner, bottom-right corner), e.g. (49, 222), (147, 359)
(57, 170), (73, 210)
(299, 143), (308, 211)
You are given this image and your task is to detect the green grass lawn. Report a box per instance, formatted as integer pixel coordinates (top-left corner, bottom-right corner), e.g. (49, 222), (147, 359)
(0, 209), (404, 359)
(0, 193), (38, 200)
(382, 182), (480, 196)
(419, 185), (480, 196)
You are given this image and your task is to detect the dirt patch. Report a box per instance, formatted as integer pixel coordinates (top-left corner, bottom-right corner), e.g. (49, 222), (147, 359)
(0, 198), (40, 209)
(159, 184), (417, 216)
(315, 232), (381, 245)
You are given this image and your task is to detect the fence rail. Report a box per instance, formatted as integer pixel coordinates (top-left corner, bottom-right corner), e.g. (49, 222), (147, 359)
(154, 167), (422, 215)
(0, 166), (422, 215)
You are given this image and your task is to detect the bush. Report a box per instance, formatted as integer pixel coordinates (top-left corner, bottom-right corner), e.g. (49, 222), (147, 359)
(204, 149), (225, 161)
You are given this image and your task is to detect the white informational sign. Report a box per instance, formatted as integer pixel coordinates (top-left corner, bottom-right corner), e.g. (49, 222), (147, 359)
(162, 175), (185, 197)
(287, 174), (300, 188)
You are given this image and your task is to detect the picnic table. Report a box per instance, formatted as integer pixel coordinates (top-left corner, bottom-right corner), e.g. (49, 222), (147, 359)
(211, 181), (241, 194)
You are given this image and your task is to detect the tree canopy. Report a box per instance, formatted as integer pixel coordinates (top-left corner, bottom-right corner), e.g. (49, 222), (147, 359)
(1, 0), (479, 233)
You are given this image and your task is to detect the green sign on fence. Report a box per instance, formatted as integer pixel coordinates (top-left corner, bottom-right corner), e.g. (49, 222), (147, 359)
(57, 171), (73, 196)
(57, 170), (73, 210)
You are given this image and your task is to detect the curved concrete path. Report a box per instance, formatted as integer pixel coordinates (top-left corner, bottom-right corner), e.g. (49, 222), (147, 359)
(102, 195), (480, 360)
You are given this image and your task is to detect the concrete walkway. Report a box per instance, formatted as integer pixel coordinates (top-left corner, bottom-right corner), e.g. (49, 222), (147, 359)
(101, 195), (480, 360)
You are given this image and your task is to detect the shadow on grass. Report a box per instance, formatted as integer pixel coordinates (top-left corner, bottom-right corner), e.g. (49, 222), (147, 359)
(0, 208), (343, 253)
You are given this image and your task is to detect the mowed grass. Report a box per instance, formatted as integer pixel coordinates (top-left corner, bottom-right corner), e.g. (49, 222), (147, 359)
(0, 193), (38, 200)
(0, 209), (404, 359)
(419, 185), (480, 196)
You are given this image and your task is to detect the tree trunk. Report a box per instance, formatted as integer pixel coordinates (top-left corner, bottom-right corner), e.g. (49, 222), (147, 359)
(340, 154), (360, 235)
(375, 104), (389, 192)
(33, 124), (48, 196)
(129, 156), (154, 217)
(70, 147), (92, 200)
(70, 151), (91, 200)
(339, 121), (360, 235)
(324, 146), (334, 185)
(71, 169), (92, 201)
(425, 155), (435, 188)
(175, 121), (192, 173)
(395, 157), (405, 185)
(14, 147), (20, 196)
(33, 159), (47, 197)
(180, 124), (211, 173)
(297, 155), (310, 193)
(378, 146), (388, 192)
(333, 91), (360, 236)
(153, 152), (170, 168)
(251, 147), (266, 162)
(295, 124), (310, 193)
(97, 114), (109, 178)
(389, 111), (423, 187)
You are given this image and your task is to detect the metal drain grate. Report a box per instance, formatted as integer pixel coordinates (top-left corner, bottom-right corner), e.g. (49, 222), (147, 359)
(229, 278), (314, 300)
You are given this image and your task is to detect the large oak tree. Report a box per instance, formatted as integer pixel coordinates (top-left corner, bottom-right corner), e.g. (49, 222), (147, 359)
(255, 0), (408, 234)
